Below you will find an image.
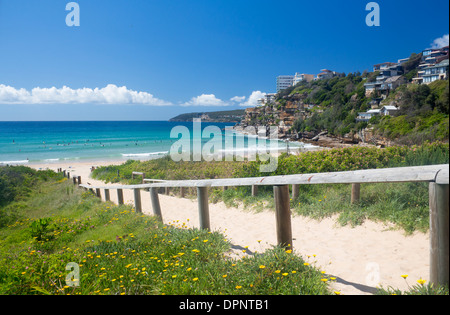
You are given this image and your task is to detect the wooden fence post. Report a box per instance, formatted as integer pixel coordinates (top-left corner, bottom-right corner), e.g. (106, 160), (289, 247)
(429, 183), (449, 287)
(274, 185), (293, 250)
(78, 176), (82, 185)
(150, 187), (163, 222)
(351, 183), (361, 204)
(252, 185), (258, 197)
(73, 176), (77, 185)
(197, 187), (211, 230)
(117, 189), (124, 205)
(134, 188), (142, 213)
(180, 187), (186, 198)
(292, 184), (300, 200)
(104, 189), (110, 202)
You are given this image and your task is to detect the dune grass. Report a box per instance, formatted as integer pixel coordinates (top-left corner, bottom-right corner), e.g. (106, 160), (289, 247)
(0, 167), (331, 295)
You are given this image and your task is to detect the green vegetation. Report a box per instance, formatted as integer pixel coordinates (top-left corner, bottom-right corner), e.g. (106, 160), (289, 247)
(288, 72), (371, 136)
(0, 166), (330, 295)
(236, 142), (449, 177)
(377, 276), (449, 295)
(92, 142), (449, 234)
(169, 109), (245, 123)
(1, 140), (449, 295)
(92, 157), (243, 184)
(374, 80), (449, 144)
(232, 142), (448, 233)
(284, 65), (449, 144)
(0, 166), (64, 228)
(94, 142), (449, 183)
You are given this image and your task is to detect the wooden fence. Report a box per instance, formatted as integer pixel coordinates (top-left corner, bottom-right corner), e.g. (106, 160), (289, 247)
(69, 164), (449, 288)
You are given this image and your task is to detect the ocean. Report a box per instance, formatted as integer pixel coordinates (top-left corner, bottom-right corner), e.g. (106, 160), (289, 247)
(0, 121), (314, 165)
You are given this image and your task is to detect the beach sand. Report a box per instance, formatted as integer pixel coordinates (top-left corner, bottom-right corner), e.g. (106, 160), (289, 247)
(30, 160), (430, 295)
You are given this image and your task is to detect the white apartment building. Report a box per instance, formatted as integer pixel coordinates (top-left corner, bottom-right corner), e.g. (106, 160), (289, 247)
(276, 75), (294, 92)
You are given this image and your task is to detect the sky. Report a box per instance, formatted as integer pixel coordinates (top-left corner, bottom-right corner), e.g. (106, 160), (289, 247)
(0, 0), (449, 121)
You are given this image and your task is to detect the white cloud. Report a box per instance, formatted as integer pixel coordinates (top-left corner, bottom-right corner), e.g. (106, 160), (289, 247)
(0, 84), (172, 106)
(230, 95), (246, 103)
(431, 34), (449, 49)
(239, 91), (266, 107)
(182, 94), (229, 107)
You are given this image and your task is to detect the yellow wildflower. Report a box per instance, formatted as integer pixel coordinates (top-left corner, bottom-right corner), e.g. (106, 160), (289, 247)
(417, 279), (426, 285)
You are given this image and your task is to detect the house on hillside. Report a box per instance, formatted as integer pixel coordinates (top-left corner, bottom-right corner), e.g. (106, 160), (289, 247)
(365, 60), (406, 96)
(356, 109), (381, 122)
(379, 75), (407, 92)
(413, 46), (449, 84)
(421, 59), (449, 84)
(380, 105), (399, 116)
(356, 105), (399, 123)
(258, 93), (277, 106)
(422, 46), (449, 65)
(373, 62), (397, 72)
(317, 69), (337, 80)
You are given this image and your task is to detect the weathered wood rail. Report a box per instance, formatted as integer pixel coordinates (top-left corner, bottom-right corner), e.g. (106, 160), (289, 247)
(72, 164), (449, 287)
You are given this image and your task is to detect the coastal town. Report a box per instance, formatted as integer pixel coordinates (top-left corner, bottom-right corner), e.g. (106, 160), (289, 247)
(234, 45), (449, 148)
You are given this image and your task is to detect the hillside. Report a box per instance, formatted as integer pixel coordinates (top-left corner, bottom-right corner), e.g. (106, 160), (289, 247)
(169, 109), (245, 123)
(237, 54), (449, 146)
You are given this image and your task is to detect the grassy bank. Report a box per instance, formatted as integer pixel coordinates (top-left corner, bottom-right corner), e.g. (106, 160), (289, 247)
(0, 166), (331, 295)
(92, 142), (449, 234)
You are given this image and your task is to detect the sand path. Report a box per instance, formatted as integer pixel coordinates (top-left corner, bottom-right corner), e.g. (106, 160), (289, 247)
(30, 161), (430, 295)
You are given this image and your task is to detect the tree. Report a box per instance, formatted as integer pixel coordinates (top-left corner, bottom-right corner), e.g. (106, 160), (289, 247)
(437, 83), (449, 113)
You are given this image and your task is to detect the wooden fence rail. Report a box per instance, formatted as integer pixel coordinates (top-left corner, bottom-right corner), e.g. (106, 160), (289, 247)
(71, 164), (449, 287)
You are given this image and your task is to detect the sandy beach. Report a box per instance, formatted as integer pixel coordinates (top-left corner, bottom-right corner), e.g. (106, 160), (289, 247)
(29, 160), (431, 295)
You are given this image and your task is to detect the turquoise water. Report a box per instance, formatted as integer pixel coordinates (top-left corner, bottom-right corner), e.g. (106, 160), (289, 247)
(0, 121), (307, 165)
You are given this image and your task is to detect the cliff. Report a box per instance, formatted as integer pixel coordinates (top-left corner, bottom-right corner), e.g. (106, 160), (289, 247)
(237, 93), (310, 139)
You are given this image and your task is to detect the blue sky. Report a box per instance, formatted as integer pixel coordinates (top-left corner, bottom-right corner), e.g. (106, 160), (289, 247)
(0, 0), (448, 121)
